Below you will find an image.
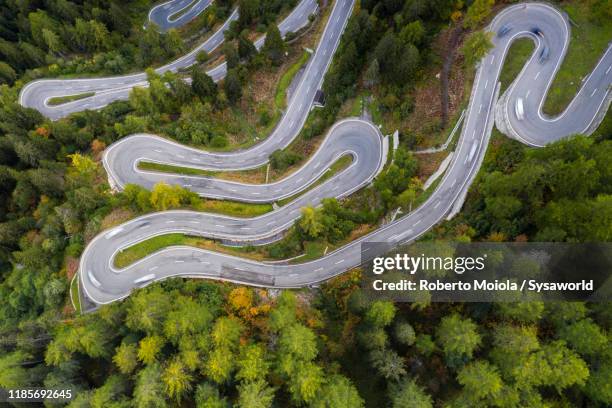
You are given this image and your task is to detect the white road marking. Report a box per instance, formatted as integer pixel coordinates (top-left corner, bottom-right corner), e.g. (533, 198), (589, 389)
(240, 227), (251, 230)
(149, 266), (158, 271)
(434, 201), (441, 209)
(415, 219), (422, 226)
(590, 88), (598, 97)
(478, 104), (483, 113)
(266, 221), (276, 226)
(490, 55), (495, 65)
(175, 260), (184, 263)
(335, 259), (344, 265)
(535, 71), (541, 80)
(215, 224), (224, 228)
(190, 221), (200, 224)
(166, 220), (175, 224)
(315, 267), (323, 272)
(606, 65), (611, 75)
(484, 80), (488, 89)
(400, 229), (414, 239)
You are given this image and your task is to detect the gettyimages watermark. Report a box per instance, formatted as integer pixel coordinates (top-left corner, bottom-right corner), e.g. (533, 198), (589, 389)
(360, 242), (611, 302)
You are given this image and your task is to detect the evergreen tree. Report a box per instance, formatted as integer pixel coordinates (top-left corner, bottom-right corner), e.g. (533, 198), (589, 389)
(224, 69), (242, 104)
(263, 24), (286, 66)
(191, 66), (218, 103)
(389, 379), (433, 408)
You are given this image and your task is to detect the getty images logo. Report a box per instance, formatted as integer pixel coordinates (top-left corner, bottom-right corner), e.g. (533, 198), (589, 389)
(372, 253), (487, 275)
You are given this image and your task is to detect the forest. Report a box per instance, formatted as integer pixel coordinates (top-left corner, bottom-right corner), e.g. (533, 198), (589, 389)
(0, 0), (610, 406)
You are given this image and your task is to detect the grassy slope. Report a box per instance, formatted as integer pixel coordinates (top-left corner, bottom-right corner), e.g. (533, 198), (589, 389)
(196, 200), (272, 217)
(115, 234), (186, 268)
(69, 275), (81, 314)
(498, 38), (534, 94)
(138, 161), (218, 176)
(275, 51), (311, 109)
(48, 92), (95, 106)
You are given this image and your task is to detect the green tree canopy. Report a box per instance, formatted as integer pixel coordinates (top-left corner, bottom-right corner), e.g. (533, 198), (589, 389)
(236, 379), (275, 408)
(461, 30), (493, 68)
(463, 0), (495, 30)
(436, 314), (481, 366)
(389, 378), (433, 408)
(312, 374), (364, 408)
(263, 24), (286, 66)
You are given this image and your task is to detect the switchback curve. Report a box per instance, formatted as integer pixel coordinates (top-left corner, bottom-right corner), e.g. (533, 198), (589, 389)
(148, 0), (213, 32)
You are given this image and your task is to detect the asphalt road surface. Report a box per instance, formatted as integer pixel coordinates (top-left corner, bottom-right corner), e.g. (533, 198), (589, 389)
(19, 2), (611, 305)
(18, 0), (318, 120)
(148, 0), (213, 32)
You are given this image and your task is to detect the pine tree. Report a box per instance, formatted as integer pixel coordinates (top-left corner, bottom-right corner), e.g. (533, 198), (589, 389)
(191, 66), (218, 103)
(263, 24), (285, 66)
(224, 69), (242, 104)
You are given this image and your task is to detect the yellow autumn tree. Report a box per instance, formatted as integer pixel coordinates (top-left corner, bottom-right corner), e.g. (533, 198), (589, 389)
(67, 153), (97, 178)
(229, 287), (253, 318)
(162, 357), (192, 402)
(299, 206), (323, 239)
(150, 182), (183, 211)
(138, 335), (165, 364)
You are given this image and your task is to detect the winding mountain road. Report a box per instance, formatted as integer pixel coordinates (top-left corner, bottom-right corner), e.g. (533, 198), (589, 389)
(19, 0), (318, 120)
(19, 2), (612, 305)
